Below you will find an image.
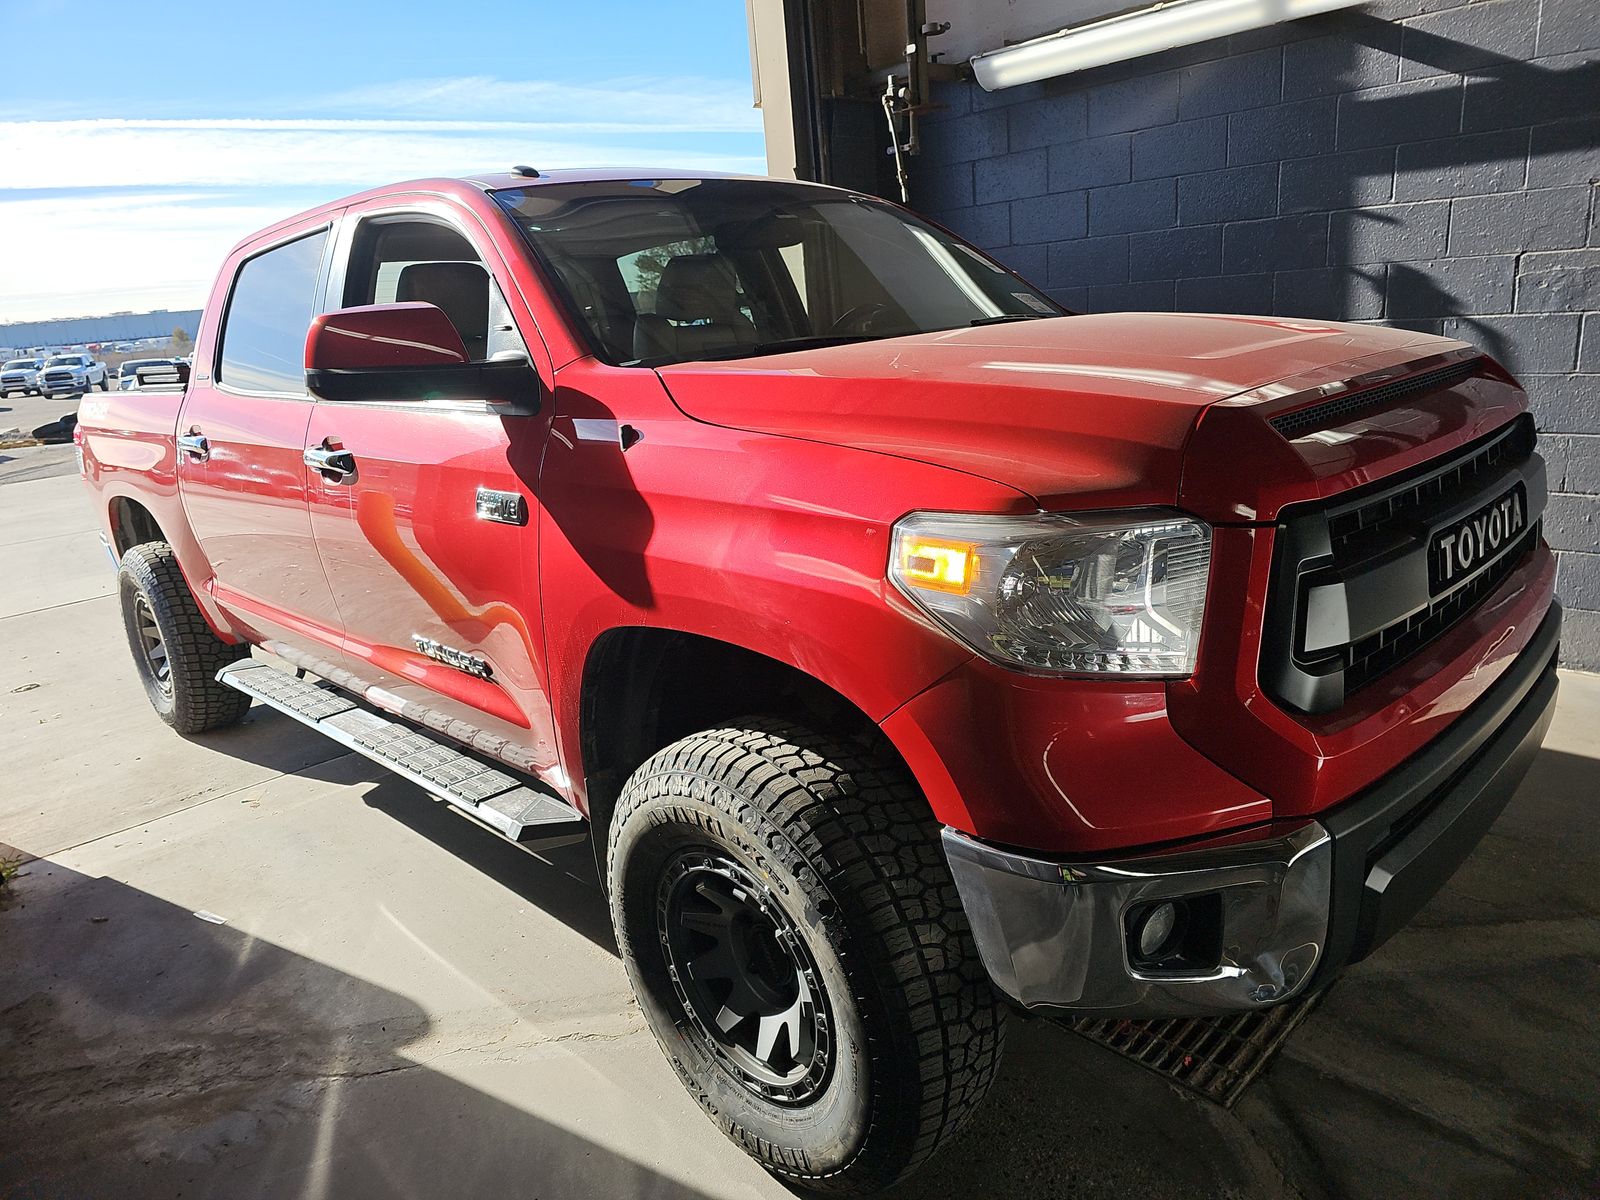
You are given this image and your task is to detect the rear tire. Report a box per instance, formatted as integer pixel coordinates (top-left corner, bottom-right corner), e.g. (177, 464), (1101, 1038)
(117, 542), (251, 733)
(608, 719), (1005, 1194)
(98, 375), (109, 391)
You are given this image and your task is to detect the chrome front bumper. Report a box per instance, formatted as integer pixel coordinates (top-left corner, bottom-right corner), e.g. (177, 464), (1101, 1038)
(943, 603), (1559, 1019)
(944, 823), (1332, 1016)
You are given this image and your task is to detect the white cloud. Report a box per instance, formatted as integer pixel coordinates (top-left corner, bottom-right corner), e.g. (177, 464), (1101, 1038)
(0, 118), (765, 192)
(0, 77), (766, 322)
(0, 192), (290, 324)
(306, 74), (762, 131)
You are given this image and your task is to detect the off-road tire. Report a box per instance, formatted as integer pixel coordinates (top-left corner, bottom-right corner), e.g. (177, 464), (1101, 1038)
(117, 542), (251, 733)
(608, 719), (1005, 1194)
(97, 375), (109, 391)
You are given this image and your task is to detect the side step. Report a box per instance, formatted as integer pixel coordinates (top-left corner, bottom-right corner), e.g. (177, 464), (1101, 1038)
(218, 661), (587, 849)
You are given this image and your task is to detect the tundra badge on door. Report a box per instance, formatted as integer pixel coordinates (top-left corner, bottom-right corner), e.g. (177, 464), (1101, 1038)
(412, 634), (494, 678)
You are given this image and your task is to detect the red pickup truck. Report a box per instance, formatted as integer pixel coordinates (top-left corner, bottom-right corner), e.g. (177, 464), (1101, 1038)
(78, 168), (1559, 1193)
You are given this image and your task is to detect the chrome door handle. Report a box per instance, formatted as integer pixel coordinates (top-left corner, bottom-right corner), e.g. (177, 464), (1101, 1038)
(303, 445), (357, 482)
(177, 432), (209, 462)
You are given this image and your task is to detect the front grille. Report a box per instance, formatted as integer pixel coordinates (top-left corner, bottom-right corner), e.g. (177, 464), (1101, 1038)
(1343, 523), (1539, 694)
(1270, 359), (1481, 439)
(1327, 415), (1536, 563)
(1263, 416), (1542, 714)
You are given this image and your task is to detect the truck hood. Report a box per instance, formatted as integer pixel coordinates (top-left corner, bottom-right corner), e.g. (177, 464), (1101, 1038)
(655, 313), (1460, 514)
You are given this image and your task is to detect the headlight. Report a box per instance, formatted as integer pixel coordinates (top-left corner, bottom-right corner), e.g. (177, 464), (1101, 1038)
(889, 509), (1212, 676)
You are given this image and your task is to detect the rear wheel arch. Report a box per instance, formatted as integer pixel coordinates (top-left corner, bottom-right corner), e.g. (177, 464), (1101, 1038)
(109, 495), (166, 556)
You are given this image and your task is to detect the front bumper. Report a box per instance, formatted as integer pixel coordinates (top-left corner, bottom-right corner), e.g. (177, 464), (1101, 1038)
(945, 601), (1560, 1017)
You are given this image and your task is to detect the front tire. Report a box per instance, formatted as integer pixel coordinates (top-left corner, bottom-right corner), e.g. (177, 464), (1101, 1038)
(608, 720), (1005, 1193)
(117, 542), (251, 733)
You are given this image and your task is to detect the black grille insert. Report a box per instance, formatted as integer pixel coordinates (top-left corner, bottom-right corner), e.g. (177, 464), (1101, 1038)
(1342, 523), (1539, 695)
(1326, 415), (1536, 564)
(1263, 416), (1542, 713)
(1270, 359), (1481, 439)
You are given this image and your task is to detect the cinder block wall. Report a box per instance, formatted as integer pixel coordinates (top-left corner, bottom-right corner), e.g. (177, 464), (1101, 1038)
(911, 0), (1599, 669)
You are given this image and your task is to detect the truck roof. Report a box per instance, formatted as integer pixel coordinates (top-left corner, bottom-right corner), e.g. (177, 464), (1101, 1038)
(226, 168), (826, 258)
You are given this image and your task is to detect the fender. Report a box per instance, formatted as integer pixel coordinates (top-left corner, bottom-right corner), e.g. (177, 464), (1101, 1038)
(538, 358), (1037, 813)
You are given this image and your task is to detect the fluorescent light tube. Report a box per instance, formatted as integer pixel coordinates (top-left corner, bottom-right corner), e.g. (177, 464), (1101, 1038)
(971, 0), (1369, 90)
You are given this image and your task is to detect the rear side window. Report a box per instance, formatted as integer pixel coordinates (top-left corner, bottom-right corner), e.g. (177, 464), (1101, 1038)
(218, 229), (328, 393)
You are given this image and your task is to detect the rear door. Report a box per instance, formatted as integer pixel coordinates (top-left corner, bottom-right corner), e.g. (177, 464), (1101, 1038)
(176, 219), (346, 661)
(304, 198), (562, 783)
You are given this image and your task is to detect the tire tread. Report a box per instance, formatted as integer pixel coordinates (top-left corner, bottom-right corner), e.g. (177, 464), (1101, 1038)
(608, 718), (1005, 1192)
(119, 542), (250, 734)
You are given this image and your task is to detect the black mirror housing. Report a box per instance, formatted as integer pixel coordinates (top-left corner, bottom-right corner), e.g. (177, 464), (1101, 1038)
(305, 357), (542, 414)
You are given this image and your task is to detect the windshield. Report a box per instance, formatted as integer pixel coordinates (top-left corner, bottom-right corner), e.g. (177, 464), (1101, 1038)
(492, 178), (1064, 367)
(3, 359), (35, 369)
(120, 358), (163, 376)
(45, 356), (85, 367)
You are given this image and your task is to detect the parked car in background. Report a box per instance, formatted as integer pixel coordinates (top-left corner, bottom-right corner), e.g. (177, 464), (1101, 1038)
(0, 357), (45, 397)
(118, 358), (175, 391)
(38, 353), (108, 397)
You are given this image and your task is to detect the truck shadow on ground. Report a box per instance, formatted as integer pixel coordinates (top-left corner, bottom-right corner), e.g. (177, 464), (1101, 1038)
(118, 721), (1600, 1200)
(347, 737), (1600, 1200)
(0, 861), (728, 1200)
(353, 772), (1291, 1196)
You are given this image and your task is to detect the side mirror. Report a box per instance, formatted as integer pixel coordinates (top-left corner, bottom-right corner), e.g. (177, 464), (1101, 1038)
(304, 302), (541, 414)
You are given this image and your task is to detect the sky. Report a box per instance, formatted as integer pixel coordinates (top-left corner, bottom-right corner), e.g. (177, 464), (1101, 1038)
(0, 0), (764, 324)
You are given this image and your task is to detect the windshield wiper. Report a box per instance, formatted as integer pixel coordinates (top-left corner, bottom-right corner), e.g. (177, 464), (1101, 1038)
(747, 334), (885, 355)
(968, 313), (1051, 326)
(681, 334), (885, 364)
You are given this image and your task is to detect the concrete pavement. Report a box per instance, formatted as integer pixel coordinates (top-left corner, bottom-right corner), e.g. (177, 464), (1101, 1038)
(2, 468), (1598, 1199)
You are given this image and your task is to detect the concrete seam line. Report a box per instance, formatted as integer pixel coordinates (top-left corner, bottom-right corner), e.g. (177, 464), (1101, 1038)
(0, 592), (118, 622)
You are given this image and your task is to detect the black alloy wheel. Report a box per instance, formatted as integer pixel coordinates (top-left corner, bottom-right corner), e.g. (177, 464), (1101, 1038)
(131, 591), (173, 698)
(657, 849), (832, 1104)
(608, 719), (1006, 1193)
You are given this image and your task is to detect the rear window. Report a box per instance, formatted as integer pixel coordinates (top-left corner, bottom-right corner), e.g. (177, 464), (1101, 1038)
(218, 229), (329, 393)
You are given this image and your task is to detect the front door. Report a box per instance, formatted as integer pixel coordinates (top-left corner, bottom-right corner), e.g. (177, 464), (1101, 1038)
(176, 220), (346, 661)
(305, 202), (561, 783)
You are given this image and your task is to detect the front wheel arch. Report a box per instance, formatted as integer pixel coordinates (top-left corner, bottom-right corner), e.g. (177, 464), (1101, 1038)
(577, 626), (909, 887)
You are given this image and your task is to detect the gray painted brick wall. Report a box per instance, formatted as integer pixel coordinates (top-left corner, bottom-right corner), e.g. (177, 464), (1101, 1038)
(912, 0), (1600, 669)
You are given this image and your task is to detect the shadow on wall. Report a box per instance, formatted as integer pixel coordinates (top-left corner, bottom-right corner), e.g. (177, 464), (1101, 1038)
(0, 862), (710, 1200)
(914, 11), (1597, 370)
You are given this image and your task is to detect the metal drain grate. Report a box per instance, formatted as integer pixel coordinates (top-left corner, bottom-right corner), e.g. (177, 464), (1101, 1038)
(1060, 986), (1331, 1107)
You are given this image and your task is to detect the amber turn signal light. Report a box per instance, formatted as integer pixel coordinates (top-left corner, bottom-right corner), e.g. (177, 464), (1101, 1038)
(897, 537), (977, 595)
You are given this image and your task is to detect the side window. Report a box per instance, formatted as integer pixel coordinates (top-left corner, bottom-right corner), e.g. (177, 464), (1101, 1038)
(217, 228), (328, 393)
(342, 216), (527, 363)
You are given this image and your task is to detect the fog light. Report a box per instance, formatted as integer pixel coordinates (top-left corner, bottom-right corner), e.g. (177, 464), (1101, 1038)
(1137, 902), (1178, 959)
